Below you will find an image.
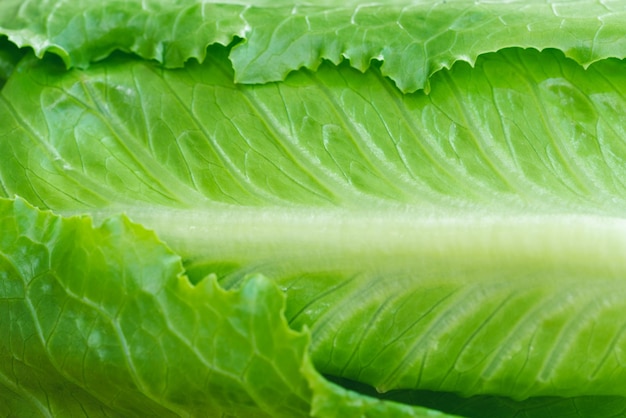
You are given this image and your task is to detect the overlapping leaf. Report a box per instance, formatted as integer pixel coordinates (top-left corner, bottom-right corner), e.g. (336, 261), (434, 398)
(1, 0), (626, 91)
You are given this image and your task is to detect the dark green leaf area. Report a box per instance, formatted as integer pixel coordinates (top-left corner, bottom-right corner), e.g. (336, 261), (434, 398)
(327, 376), (626, 418)
(0, 36), (26, 88)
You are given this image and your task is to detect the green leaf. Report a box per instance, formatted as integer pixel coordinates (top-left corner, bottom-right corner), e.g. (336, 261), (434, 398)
(1, 0), (626, 91)
(3, 41), (626, 415)
(5, 46), (626, 214)
(0, 0), (249, 69)
(3, 1), (626, 414)
(228, 0), (626, 92)
(0, 197), (451, 417)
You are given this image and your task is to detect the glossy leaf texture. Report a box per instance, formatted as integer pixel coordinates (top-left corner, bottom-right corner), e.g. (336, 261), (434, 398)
(4, 46), (626, 213)
(1, 0), (626, 91)
(3, 42), (626, 418)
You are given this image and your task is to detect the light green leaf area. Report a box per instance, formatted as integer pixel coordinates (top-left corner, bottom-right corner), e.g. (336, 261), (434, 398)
(4, 45), (626, 214)
(0, 197), (449, 417)
(3, 43), (626, 415)
(1, 0), (626, 91)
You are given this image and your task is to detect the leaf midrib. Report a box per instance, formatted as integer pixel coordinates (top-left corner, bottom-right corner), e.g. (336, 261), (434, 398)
(62, 206), (626, 281)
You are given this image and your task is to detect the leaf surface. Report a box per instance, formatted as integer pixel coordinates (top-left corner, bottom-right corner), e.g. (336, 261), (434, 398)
(3, 45), (626, 413)
(3, 2), (626, 415)
(1, 0), (626, 91)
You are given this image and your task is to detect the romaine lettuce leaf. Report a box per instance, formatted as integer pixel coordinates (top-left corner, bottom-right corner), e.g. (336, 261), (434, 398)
(1, 0), (625, 91)
(3, 38), (626, 411)
(2, 1), (626, 417)
(4, 45), (626, 214)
